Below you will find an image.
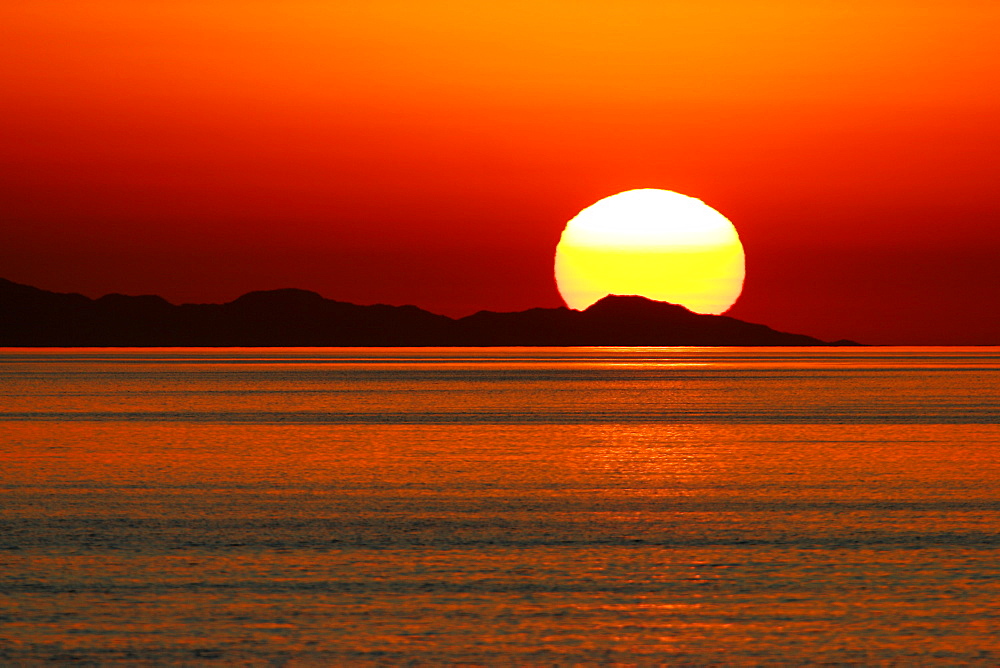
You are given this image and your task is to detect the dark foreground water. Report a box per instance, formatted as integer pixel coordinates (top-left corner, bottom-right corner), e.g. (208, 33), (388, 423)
(2, 347), (999, 665)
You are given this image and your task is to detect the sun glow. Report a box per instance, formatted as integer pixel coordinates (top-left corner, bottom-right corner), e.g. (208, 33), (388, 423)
(555, 189), (745, 314)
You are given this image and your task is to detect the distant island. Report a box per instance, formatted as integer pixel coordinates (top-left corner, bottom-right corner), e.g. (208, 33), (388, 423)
(0, 278), (858, 347)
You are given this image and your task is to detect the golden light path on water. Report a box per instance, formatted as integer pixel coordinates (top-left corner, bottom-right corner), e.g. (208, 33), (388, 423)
(1, 347), (999, 663)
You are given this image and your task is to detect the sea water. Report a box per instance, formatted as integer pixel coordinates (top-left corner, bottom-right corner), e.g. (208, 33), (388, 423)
(1, 347), (999, 664)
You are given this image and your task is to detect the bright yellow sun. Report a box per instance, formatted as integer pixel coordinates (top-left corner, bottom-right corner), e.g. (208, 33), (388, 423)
(554, 189), (745, 314)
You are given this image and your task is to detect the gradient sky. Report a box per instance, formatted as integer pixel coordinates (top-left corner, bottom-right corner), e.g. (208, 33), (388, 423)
(3, 0), (998, 344)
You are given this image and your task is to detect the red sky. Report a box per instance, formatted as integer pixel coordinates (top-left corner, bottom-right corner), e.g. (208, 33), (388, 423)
(3, 0), (998, 344)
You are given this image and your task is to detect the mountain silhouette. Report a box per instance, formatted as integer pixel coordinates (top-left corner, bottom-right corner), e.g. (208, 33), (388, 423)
(0, 278), (858, 346)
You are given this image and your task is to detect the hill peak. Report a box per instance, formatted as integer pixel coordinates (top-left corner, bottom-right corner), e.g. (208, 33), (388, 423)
(584, 294), (698, 317)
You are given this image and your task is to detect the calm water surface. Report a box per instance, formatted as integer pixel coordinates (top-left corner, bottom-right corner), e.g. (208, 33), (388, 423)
(2, 347), (999, 665)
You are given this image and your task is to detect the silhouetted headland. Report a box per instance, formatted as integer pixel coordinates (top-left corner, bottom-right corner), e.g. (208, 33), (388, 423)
(0, 278), (860, 346)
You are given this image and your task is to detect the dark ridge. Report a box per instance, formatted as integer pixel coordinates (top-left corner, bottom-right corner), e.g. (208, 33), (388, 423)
(0, 278), (858, 346)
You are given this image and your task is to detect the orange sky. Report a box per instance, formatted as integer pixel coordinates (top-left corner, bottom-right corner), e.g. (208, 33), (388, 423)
(2, 0), (999, 343)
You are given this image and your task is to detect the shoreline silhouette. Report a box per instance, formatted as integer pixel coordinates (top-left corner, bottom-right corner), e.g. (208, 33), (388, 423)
(0, 277), (859, 347)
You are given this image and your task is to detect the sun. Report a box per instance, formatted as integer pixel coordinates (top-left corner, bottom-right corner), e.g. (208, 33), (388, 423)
(554, 189), (745, 314)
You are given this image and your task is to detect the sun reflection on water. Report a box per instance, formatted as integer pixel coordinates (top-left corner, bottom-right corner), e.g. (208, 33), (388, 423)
(1, 347), (998, 663)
